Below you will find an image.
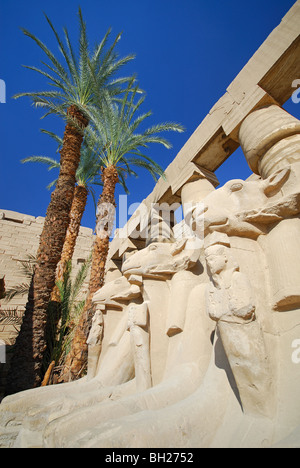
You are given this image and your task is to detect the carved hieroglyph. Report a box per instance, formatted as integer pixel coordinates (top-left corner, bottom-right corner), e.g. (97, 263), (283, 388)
(1, 104), (300, 448)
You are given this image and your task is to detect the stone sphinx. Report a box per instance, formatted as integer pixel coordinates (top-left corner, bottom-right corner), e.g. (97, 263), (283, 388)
(87, 275), (141, 383)
(0, 275), (142, 447)
(0, 234), (214, 448)
(193, 166), (295, 239)
(1, 104), (300, 448)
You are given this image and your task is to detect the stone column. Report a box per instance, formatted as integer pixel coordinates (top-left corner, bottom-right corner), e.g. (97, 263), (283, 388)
(180, 167), (219, 217)
(171, 165), (219, 241)
(239, 104), (300, 178)
(239, 104), (300, 311)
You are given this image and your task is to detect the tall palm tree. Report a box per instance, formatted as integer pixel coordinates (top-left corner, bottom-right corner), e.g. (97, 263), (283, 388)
(6, 9), (135, 395)
(21, 130), (103, 302)
(43, 257), (92, 386)
(60, 80), (184, 381)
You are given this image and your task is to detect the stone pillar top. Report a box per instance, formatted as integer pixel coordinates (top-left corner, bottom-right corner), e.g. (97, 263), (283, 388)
(239, 105), (300, 175)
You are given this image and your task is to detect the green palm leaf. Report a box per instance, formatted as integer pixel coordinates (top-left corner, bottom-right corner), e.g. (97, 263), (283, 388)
(14, 8), (136, 122)
(87, 78), (185, 182)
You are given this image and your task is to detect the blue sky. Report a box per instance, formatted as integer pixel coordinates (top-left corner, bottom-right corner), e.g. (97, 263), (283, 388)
(0, 0), (299, 231)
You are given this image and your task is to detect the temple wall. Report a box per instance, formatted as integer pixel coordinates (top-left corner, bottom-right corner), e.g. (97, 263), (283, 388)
(0, 209), (94, 313)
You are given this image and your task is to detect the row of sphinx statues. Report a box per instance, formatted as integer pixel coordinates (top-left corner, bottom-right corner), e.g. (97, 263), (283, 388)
(1, 104), (300, 448)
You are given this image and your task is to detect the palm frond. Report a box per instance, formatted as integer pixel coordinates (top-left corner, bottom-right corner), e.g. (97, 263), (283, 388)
(0, 309), (23, 326)
(86, 78), (184, 189)
(124, 156), (165, 182)
(18, 66), (68, 93)
(43, 13), (79, 86)
(20, 27), (70, 83)
(21, 127), (104, 197)
(4, 284), (31, 301)
(70, 254), (91, 305)
(16, 8), (137, 122)
(4, 254), (36, 302)
(40, 129), (63, 148)
(48, 257), (91, 366)
(91, 27), (112, 63)
(47, 178), (58, 190)
(21, 155), (60, 170)
(63, 26), (80, 84)
(15, 254), (36, 278)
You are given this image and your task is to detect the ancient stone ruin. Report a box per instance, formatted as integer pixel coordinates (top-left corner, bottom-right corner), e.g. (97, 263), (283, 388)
(0, 1), (300, 448)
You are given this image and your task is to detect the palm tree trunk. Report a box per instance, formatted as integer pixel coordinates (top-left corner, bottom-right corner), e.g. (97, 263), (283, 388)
(6, 106), (88, 395)
(60, 165), (119, 382)
(51, 184), (88, 302)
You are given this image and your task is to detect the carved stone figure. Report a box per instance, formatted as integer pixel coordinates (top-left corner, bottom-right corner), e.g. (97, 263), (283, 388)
(205, 237), (274, 417)
(86, 309), (104, 379)
(90, 275), (141, 383)
(205, 244), (255, 324)
(122, 237), (203, 384)
(127, 302), (151, 391)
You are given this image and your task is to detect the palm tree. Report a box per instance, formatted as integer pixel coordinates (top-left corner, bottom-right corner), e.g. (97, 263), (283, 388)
(60, 80), (184, 381)
(6, 9), (135, 395)
(21, 130), (103, 303)
(42, 257), (91, 386)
